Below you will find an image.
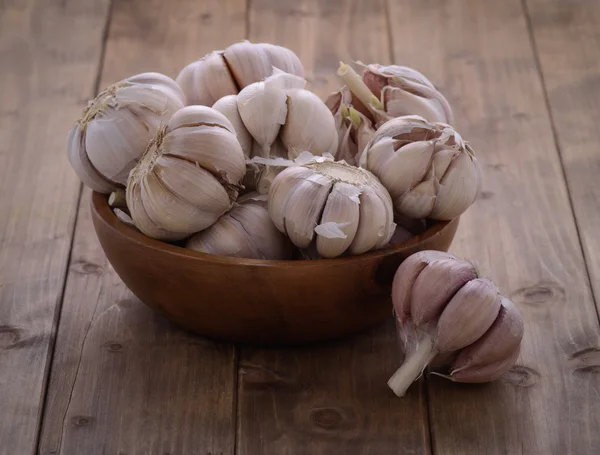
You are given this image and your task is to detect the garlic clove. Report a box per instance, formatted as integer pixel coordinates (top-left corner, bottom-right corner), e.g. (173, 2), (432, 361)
(164, 124), (246, 186)
(212, 94), (254, 157)
(281, 174), (333, 248)
(67, 125), (116, 193)
(142, 158), (229, 235)
(236, 79), (288, 156)
(431, 146), (459, 180)
(377, 140), (436, 200)
(127, 180), (187, 241)
(348, 185), (392, 255)
(85, 106), (152, 185)
(410, 258), (479, 326)
(127, 72), (186, 103)
(452, 297), (524, 372)
(175, 51), (238, 106)
(268, 166), (314, 232)
(223, 41), (304, 89)
(435, 278), (502, 353)
(394, 170), (437, 219)
(315, 182), (361, 258)
(281, 89), (338, 159)
(430, 147), (482, 220)
(449, 346), (521, 383)
(391, 250), (456, 322)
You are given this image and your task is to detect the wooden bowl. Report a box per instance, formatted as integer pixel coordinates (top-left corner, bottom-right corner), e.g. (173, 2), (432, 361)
(91, 192), (459, 345)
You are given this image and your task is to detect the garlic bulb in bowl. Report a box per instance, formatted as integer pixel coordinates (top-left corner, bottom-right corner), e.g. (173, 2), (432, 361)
(176, 41), (304, 106)
(186, 193), (293, 260)
(268, 158), (395, 258)
(67, 72), (185, 193)
(360, 115), (482, 220)
(212, 70), (338, 194)
(126, 106), (246, 241)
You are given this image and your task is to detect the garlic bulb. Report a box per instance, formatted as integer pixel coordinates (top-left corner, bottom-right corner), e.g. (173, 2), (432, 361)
(213, 70), (338, 193)
(186, 193), (293, 260)
(337, 62), (453, 125)
(126, 106), (246, 241)
(176, 41), (304, 106)
(359, 115), (482, 220)
(67, 73), (185, 193)
(388, 251), (524, 397)
(325, 87), (375, 166)
(268, 158), (395, 258)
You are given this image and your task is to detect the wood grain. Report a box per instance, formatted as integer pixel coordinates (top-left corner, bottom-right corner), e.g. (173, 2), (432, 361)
(387, 0), (600, 453)
(236, 0), (431, 453)
(0, 1), (110, 454)
(524, 0), (600, 311)
(37, 1), (246, 454)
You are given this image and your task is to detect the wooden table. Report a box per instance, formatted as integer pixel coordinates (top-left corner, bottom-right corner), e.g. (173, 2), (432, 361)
(1, 0), (599, 453)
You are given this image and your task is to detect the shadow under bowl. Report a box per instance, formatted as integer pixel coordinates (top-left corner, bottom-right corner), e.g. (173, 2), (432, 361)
(91, 192), (459, 345)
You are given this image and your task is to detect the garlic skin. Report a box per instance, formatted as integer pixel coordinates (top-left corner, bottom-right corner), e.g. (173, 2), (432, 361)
(126, 106), (246, 241)
(67, 73), (185, 193)
(186, 193), (293, 260)
(268, 158), (395, 258)
(176, 41), (304, 106)
(325, 87), (375, 166)
(213, 70), (338, 194)
(360, 115), (482, 220)
(387, 251), (524, 397)
(362, 64), (453, 124)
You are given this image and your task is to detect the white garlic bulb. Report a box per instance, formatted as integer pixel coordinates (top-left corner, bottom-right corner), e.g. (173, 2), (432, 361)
(212, 70), (338, 194)
(268, 158), (396, 258)
(186, 193), (293, 260)
(176, 41), (304, 106)
(360, 116), (482, 220)
(67, 73), (185, 193)
(126, 106), (246, 241)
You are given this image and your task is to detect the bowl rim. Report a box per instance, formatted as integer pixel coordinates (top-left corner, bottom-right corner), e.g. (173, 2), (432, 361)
(92, 191), (456, 268)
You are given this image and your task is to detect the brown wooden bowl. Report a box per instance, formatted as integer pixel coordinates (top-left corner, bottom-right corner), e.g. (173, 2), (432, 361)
(91, 192), (459, 345)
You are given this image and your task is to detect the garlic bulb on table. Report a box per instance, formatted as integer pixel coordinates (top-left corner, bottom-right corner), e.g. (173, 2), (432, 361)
(176, 41), (304, 106)
(388, 251), (524, 397)
(268, 158), (395, 258)
(67, 73), (185, 193)
(360, 115), (482, 220)
(212, 70), (338, 193)
(186, 193), (293, 260)
(126, 106), (246, 241)
(336, 62), (453, 125)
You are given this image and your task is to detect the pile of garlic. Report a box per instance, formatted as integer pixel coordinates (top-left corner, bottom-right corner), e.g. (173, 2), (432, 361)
(67, 41), (522, 392)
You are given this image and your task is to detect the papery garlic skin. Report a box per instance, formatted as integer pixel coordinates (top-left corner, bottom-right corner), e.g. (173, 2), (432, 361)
(176, 41), (304, 106)
(268, 159), (395, 258)
(126, 106), (246, 241)
(387, 251), (524, 397)
(213, 71), (338, 194)
(360, 116), (482, 220)
(325, 87), (375, 166)
(186, 193), (293, 260)
(67, 73), (185, 193)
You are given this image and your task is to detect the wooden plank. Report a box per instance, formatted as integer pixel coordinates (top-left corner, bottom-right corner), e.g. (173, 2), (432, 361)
(236, 1), (431, 454)
(387, 0), (600, 453)
(37, 1), (246, 454)
(0, 1), (111, 454)
(524, 0), (600, 315)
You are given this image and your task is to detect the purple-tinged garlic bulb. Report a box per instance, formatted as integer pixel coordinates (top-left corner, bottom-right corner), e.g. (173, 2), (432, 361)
(388, 250), (524, 397)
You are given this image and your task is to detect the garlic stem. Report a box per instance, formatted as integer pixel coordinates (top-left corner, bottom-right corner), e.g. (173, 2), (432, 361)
(337, 62), (384, 112)
(387, 331), (436, 397)
(108, 189), (127, 209)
